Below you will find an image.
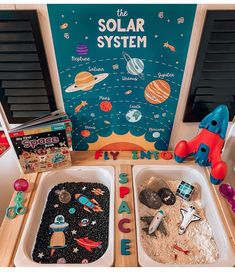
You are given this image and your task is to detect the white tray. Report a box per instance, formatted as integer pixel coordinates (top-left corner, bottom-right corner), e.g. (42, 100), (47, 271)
(14, 166), (114, 267)
(133, 164), (235, 267)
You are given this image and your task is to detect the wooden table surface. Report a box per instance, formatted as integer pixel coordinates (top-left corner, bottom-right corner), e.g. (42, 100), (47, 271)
(0, 151), (234, 267)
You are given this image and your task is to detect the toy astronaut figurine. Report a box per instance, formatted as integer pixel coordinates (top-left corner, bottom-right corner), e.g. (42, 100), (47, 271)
(48, 215), (69, 256)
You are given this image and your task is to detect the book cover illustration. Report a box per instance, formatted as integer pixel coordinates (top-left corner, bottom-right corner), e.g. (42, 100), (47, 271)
(48, 4), (196, 151)
(10, 126), (71, 174)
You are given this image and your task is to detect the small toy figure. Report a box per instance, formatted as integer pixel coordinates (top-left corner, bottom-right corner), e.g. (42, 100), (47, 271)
(174, 105), (229, 185)
(219, 183), (235, 213)
(176, 181), (195, 201)
(74, 237), (102, 252)
(75, 194), (103, 213)
(179, 206), (201, 235)
(48, 215), (69, 256)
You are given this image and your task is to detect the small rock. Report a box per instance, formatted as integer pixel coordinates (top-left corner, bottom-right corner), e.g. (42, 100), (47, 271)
(146, 176), (169, 192)
(139, 189), (162, 209)
(157, 188), (176, 205)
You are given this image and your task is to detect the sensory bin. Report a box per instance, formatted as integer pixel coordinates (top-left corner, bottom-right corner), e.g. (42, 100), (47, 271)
(33, 182), (110, 264)
(138, 178), (219, 264)
(133, 164), (235, 266)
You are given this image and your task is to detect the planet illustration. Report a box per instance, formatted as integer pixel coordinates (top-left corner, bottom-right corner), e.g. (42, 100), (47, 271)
(122, 51), (144, 80)
(100, 101), (112, 112)
(81, 130), (91, 137)
(144, 79), (171, 104)
(126, 109), (142, 123)
(65, 71), (109, 93)
(60, 23), (68, 30)
(76, 44), (88, 55)
(153, 132), (160, 138)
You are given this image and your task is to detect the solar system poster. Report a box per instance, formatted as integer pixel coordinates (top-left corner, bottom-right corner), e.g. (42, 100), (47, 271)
(48, 4), (196, 151)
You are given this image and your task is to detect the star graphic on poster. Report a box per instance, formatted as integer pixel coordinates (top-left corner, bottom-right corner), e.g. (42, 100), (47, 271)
(38, 252), (44, 259)
(73, 247), (79, 253)
(71, 229), (77, 235)
(91, 220), (96, 225)
(54, 204), (59, 208)
(82, 186), (86, 190)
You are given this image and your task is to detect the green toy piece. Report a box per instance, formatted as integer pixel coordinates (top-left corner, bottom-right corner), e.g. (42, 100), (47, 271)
(6, 192), (26, 219)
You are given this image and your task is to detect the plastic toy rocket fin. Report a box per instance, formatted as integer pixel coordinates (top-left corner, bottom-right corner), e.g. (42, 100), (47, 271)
(199, 105), (229, 140)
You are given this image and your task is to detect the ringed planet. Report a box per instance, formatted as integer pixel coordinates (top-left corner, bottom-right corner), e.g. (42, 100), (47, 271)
(65, 71), (109, 93)
(122, 51), (144, 80)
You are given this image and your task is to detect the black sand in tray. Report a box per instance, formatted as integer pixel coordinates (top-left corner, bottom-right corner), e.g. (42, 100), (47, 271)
(32, 182), (110, 264)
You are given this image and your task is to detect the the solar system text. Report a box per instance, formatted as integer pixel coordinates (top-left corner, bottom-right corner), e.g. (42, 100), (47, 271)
(97, 9), (147, 48)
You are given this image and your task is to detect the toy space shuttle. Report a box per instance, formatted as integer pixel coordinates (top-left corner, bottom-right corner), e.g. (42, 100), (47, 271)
(179, 206), (201, 235)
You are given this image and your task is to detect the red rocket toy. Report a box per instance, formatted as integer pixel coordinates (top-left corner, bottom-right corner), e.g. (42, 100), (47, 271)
(174, 105), (229, 185)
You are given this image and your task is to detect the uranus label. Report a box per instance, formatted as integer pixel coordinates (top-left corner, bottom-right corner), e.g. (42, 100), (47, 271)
(48, 4), (196, 151)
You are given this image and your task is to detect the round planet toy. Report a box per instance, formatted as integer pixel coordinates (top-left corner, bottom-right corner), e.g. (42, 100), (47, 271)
(126, 109), (142, 123)
(56, 189), (71, 204)
(122, 51), (144, 79)
(57, 257), (66, 264)
(65, 71), (109, 93)
(144, 79), (171, 104)
(14, 179), (29, 192)
(69, 207), (76, 214)
(76, 44), (88, 55)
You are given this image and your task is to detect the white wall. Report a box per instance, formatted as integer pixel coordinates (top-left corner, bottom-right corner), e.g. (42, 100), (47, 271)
(0, 3), (235, 224)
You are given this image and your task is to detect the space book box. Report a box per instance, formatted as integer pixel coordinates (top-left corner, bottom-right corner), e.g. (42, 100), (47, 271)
(9, 111), (73, 174)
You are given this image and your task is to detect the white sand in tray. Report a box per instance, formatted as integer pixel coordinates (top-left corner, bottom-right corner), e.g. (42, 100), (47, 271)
(138, 179), (219, 264)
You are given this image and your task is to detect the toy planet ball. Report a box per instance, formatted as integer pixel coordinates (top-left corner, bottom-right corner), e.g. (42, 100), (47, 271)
(126, 109), (142, 123)
(81, 129), (91, 138)
(14, 178), (29, 192)
(56, 189), (71, 204)
(100, 101), (112, 112)
(144, 79), (171, 104)
(57, 257), (66, 264)
(69, 207), (76, 214)
(65, 71), (109, 93)
(122, 51), (144, 79)
(76, 44), (88, 55)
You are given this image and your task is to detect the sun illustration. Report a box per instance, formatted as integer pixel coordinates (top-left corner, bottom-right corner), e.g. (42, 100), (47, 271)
(87, 132), (156, 151)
